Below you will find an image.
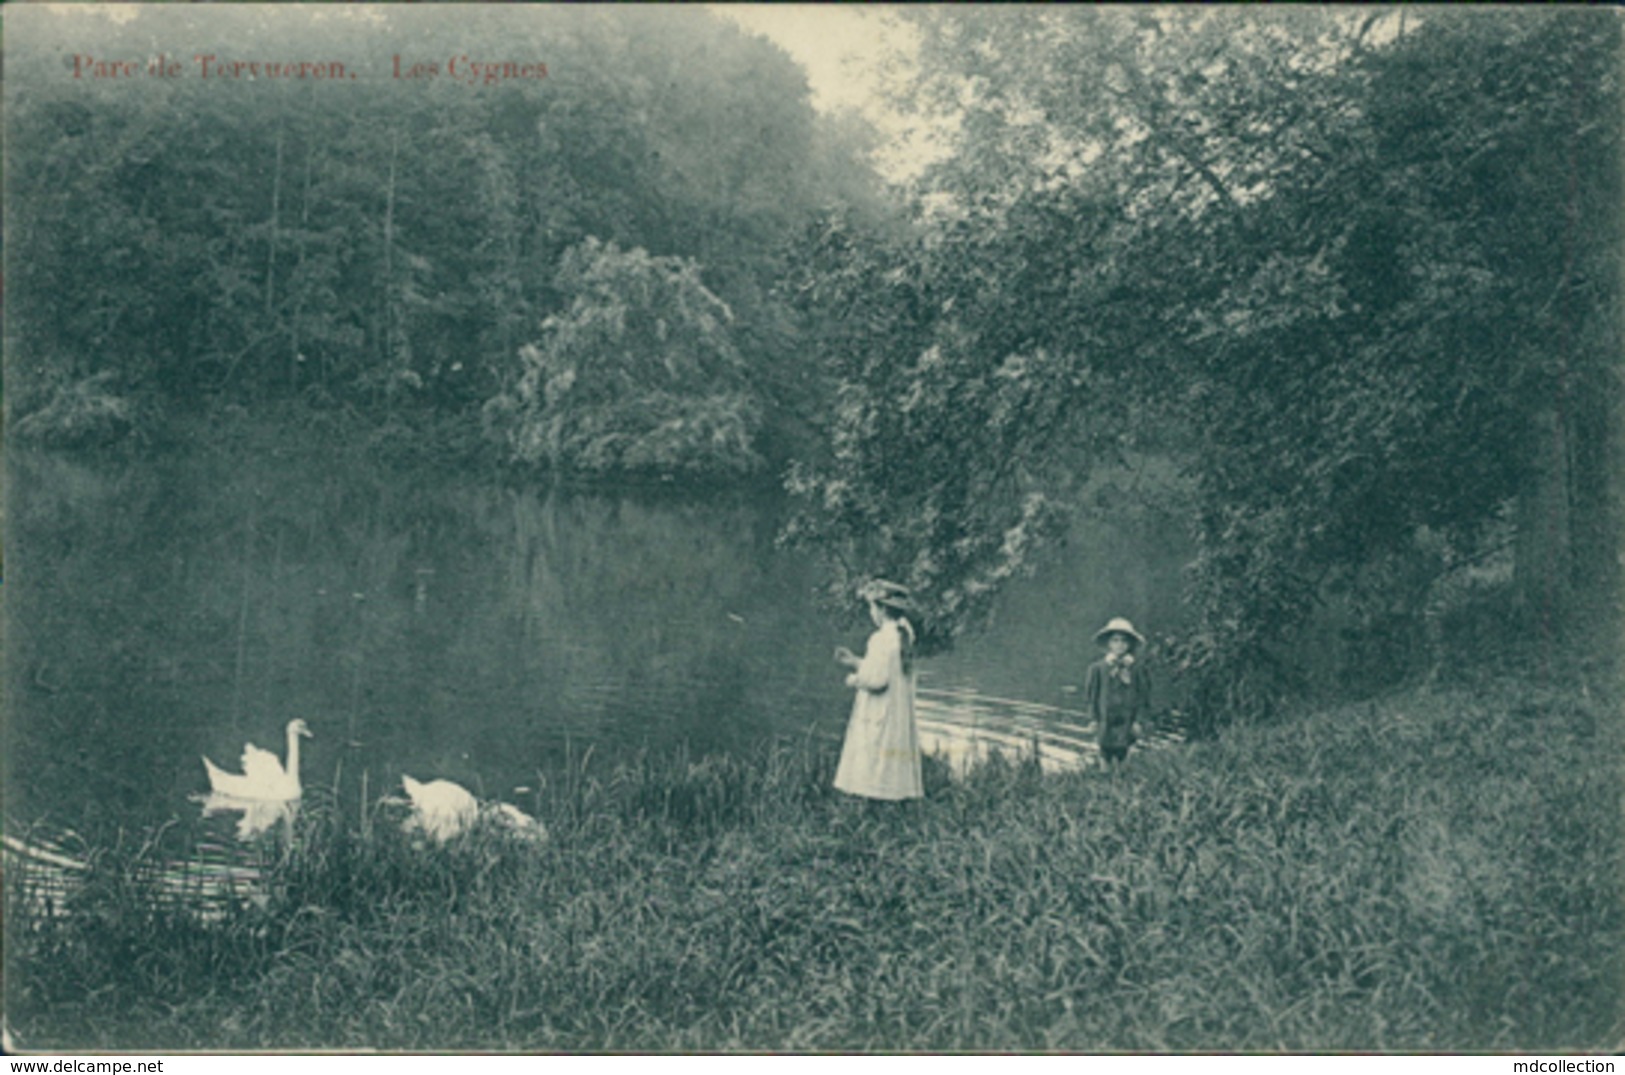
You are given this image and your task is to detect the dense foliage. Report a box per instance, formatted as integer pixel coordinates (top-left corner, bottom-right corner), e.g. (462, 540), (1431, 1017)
(483, 239), (761, 478)
(7, 11), (1622, 1051)
(785, 9), (1621, 720)
(6, 6), (877, 470)
(8, 7), (1619, 717)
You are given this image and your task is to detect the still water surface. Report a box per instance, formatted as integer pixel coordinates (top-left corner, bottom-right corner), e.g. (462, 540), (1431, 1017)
(6, 446), (1190, 840)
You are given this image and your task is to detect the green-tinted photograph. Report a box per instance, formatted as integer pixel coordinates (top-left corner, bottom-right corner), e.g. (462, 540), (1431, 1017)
(3, 3), (1620, 1054)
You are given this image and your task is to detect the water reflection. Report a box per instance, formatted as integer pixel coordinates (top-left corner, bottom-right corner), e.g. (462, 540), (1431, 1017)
(6, 446), (1192, 841)
(916, 683), (1185, 775)
(194, 793), (299, 842)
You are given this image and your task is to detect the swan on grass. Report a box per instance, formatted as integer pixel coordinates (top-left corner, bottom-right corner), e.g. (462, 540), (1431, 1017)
(198, 719), (312, 839)
(400, 776), (546, 845)
(401, 776), (478, 844)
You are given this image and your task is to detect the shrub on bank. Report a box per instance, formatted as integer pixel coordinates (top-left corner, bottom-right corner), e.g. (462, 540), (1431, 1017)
(11, 370), (146, 449)
(480, 240), (765, 482)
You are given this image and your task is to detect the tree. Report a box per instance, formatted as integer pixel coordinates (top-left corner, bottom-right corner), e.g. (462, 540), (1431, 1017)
(1159, 10), (1623, 703)
(780, 9), (1337, 650)
(484, 238), (761, 478)
(5, 5), (881, 459)
(790, 8), (1622, 719)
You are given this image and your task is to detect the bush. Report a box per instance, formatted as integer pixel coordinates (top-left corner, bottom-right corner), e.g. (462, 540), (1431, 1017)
(484, 239), (764, 479)
(12, 370), (146, 448)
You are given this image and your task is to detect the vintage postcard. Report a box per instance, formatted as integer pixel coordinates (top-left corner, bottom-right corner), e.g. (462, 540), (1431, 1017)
(4, 3), (1619, 1057)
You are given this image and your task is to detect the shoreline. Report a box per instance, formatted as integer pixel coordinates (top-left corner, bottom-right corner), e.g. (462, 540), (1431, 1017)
(7, 670), (1619, 1052)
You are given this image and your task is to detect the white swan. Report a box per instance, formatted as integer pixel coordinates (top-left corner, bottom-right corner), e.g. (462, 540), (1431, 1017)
(198, 719), (312, 840)
(400, 776), (547, 844)
(203, 719), (312, 801)
(401, 775), (479, 844)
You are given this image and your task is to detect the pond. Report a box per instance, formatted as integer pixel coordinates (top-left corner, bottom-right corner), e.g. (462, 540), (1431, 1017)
(4, 444), (1191, 843)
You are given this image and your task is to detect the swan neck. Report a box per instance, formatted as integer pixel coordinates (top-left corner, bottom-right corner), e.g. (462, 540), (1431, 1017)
(286, 726), (303, 784)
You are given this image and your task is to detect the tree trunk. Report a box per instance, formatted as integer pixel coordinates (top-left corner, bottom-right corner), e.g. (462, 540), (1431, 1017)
(1513, 405), (1574, 636)
(1564, 356), (1624, 656)
(265, 124), (284, 320)
(381, 129), (399, 387)
(290, 141), (313, 392)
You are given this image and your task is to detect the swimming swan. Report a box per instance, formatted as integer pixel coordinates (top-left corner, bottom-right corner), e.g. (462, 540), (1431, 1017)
(202, 719), (312, 802)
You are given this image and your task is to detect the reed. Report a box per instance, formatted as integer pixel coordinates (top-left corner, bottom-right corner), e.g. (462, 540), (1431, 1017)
(5, 673), (1620, 1052)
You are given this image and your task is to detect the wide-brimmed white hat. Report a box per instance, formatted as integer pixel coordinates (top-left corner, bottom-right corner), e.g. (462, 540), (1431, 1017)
(860, 578), (914, 612)
(1093, 617), (1145, 647)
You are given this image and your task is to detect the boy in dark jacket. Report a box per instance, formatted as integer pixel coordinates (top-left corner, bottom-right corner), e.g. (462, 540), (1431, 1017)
(1084, 618), (1151, 766)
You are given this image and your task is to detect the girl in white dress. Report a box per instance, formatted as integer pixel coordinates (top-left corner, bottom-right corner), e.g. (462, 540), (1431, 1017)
(833, 581), (923, 801)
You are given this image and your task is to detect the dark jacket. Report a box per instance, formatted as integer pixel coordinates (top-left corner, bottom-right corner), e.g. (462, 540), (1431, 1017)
(1084, 657), (1151, 752)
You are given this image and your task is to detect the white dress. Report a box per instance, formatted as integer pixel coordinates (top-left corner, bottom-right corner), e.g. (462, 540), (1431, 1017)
(833, 621), (923, 800)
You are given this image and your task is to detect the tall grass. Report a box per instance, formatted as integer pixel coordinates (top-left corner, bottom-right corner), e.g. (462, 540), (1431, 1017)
(6, 674), (1620, 1051)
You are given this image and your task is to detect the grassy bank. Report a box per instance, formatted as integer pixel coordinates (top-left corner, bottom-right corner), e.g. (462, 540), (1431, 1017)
(6, 673), (1621, 1052)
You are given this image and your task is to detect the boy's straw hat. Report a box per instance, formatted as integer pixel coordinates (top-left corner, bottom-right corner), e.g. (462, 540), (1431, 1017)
(1093, 617), (1145, 647)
